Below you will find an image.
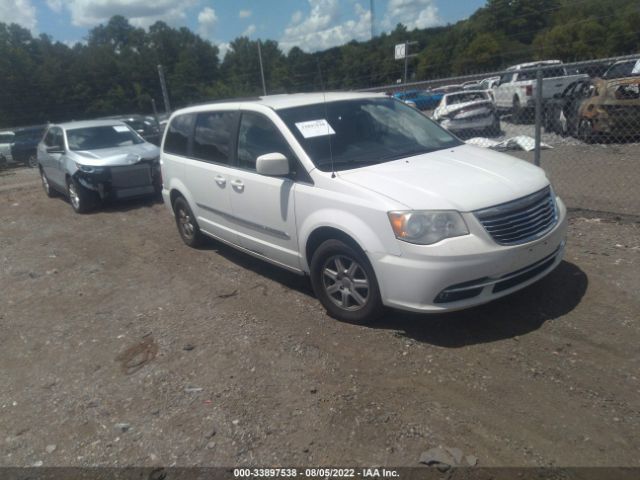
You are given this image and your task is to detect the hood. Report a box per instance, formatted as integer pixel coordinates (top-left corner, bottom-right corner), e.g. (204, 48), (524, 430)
(434, 100), (494, 120)
(70, 143), (160, 167)
(337, 144), (549, 211)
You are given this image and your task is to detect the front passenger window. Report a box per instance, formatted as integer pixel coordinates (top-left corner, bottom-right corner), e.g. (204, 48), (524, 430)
(237, 112), (292, 171)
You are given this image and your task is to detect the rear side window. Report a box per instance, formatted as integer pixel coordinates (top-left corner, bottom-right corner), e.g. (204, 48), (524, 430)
(192, 111), (238, 164)
(164, 114), (195, 156)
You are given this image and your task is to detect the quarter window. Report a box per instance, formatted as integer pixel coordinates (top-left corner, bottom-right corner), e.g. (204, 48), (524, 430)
(164, 114), (195, 156)
(192, 111), (237, 164)
(237, 112), (293, 171)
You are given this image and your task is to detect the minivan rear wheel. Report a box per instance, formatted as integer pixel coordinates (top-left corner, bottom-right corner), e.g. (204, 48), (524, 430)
(310, 239), (383, 324)
(173, 196), (204, 247)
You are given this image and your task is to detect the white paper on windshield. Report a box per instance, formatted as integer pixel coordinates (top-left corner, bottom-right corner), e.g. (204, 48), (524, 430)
(295, 119), (336, 139)
(113, 125), (129, 133)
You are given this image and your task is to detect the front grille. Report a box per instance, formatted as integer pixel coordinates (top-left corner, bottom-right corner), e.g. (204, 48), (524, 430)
(474, 187), (558, 246)
(111, 164), (152, 188)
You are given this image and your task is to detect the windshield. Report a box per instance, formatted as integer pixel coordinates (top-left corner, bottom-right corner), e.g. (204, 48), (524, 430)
(446, 92), (489, 104)
(66, 125), (144, 151)
(277, 98), (462, 172)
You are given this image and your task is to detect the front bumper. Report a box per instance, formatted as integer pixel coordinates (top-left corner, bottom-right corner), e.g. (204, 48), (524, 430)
(75, 162), (161, 200)
(370, 197), (568, 312)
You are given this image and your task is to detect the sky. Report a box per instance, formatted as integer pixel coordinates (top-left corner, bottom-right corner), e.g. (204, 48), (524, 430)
(1, 0), (486, 56)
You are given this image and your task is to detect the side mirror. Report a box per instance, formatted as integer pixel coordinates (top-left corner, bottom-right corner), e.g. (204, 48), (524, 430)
(46, 145), (65, 154)
(256, 152), (289, 176)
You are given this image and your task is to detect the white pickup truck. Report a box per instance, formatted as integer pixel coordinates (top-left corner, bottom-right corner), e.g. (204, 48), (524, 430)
(493, 60), (589, 123)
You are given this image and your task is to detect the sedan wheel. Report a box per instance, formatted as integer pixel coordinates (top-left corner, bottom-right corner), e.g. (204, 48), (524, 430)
(66, 177), (94, 213)
(41, 169), (55, 198)
(27, 154), (38, 168)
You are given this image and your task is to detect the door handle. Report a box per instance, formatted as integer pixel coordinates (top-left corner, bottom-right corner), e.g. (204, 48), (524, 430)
(230, 179), (244, 191)
(214, 175), (226, 187)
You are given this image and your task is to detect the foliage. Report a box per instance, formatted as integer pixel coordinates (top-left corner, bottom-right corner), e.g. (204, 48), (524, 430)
(0, 0), (639, 128)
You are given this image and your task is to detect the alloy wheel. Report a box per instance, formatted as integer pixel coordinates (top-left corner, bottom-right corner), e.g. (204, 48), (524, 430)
(321, 254), (370, 311)
(177, 206), (195, 240)
(68, 181), (80, 210)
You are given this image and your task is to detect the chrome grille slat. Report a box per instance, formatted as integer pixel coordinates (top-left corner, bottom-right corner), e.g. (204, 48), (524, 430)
(484, 206), (554, 233)
(489, 215), (552, 238)
(474, 187), (558, 246)
(481, 199), (553, 225)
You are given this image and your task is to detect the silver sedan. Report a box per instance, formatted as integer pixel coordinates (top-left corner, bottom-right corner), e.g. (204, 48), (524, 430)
(37, 120), (161, 213)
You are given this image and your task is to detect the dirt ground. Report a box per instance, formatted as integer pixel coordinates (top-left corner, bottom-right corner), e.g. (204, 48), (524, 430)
(1, 166), (639, 468)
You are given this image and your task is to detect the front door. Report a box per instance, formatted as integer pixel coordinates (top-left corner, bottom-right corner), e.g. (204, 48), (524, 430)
(227, 111), (300, 271)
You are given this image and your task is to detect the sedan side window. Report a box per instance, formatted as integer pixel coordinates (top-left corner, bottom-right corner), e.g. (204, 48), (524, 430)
(237, 112), (293, 171)
(44, 129), (55, 147)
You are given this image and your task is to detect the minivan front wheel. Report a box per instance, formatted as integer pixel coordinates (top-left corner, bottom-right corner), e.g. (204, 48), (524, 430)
(310, 239), (383, 324)
(173, 196), (204, 247)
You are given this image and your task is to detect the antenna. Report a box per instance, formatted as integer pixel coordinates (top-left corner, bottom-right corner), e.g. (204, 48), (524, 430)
(316, 58), (335, 178)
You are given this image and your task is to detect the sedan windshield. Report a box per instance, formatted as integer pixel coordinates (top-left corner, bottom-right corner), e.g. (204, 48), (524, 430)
(66, 125), (144, 151)
(277, 98), (462, 172)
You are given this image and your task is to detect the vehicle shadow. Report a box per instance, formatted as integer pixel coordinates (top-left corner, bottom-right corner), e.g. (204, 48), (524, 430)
(198, 238), (316, 296)
(95, 195), (164, 213)
(373, 260), (588, 347)
(191, 238), (588, 347)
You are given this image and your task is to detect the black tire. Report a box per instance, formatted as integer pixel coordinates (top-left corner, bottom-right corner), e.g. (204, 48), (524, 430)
(40, 168), (56, 198)
(66, 176), (95, 213)
(488, 114), (501, 136)
(578, 118), (595, 144)
(512, 97), (523, 124)
(310, 239), (383, 324)
(173, 196), (205, 247)
(27, 154), (38, 168)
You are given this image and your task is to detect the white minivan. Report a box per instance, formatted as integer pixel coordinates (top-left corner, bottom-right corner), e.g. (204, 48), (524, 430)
(160, 92), (567, 323)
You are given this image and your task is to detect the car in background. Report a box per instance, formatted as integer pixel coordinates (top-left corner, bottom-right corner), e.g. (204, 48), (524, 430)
(11, 125), (46, 168)
(37, 120), (161, 213)
(161, 92), (566, 324)
(602, 58), (640, 80)
(393, 89), (444, 110)
(493, 60), (588, 123)
(462, 81), (482, 90)
(433, 90), (500, 136)
(0, 130), (15, 166)
(543, 79), (593, 136)
(576, 76), (640, 142)
(102, 114), (162, 145)
(433, 84), (464, 94)
(480, 76), (500, 90)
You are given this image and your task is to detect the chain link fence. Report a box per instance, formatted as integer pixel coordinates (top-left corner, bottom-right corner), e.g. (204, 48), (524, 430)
(362, 54), (640, 217)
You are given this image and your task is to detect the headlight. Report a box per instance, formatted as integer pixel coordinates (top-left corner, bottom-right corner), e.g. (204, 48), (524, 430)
(75, 163), (104, 174)
(388, 210), (469, 245)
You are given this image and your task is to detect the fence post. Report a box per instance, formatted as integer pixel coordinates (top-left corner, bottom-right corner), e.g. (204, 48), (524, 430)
(534, 65), (543, 167)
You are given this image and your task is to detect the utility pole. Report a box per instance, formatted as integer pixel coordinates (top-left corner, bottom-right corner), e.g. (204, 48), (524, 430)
(370, 0), (376, 40)
(257, 40), (267, 96)
(157, 64), (171, 114)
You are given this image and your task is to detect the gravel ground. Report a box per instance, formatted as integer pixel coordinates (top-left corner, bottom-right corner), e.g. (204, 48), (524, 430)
(1, 166), (639, 468)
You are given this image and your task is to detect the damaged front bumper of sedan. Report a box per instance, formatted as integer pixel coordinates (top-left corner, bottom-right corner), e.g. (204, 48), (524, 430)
(73, 158), (161, 200)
